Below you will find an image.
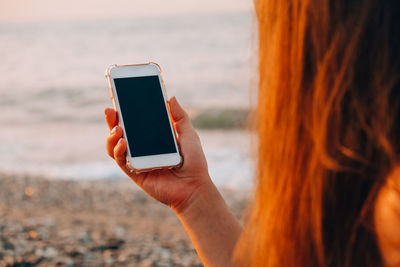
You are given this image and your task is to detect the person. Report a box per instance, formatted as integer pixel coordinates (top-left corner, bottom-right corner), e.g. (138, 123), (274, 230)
(105, 0), (400, 266)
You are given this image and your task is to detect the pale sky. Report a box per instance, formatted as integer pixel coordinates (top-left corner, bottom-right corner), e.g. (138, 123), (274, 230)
(0, 0), (252, 23)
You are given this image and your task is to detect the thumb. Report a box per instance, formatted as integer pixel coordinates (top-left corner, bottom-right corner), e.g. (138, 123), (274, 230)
(169, 96), (196, 137)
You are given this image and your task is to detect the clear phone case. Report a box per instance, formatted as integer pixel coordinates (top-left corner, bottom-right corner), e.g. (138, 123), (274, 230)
(105, 62), (183, 173)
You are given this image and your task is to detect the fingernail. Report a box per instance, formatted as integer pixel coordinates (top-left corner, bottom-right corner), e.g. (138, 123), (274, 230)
(117, 138), (123, 145)
(111, 126), (117, 134)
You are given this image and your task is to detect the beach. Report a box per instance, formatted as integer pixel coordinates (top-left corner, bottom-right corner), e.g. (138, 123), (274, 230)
(0, 174), (249, 266)
(0, 10), (254, 266)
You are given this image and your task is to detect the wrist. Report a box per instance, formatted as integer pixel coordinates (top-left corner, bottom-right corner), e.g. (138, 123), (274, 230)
(172, 176), (219, 214)
(173, 177), (227, 222)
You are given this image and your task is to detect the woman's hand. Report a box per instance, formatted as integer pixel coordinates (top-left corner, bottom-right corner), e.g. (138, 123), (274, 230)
(105, 97), (243, 267)
(374, 167), (400, 267)
(104, 96), (212, 213)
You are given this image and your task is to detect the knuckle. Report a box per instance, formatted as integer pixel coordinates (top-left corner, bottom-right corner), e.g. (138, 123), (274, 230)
(116, 126), (123, 135)
(177, 119), (189, 130)
(116, 155), (126, 167)
(106, 134), (114, 142)
(113, 146), (119, 157)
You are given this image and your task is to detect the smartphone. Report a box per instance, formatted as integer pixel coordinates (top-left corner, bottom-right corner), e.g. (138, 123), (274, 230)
(105, 63), (182, 172)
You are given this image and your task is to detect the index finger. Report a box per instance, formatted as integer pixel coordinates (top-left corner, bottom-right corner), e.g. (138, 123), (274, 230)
(104, 108), (119, 130)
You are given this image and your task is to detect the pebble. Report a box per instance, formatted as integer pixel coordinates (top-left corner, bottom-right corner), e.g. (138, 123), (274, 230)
(0, 173), (247, 266)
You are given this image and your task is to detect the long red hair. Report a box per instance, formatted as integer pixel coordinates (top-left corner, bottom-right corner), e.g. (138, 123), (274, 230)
(235, 0), (400, 266)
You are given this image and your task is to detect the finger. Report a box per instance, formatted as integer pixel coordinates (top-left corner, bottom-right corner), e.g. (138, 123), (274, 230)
(169, 96), (197, 137)
(113, 138), (138, 178)
(114, 138), (128, 169)
(112, 138), (143, 182)
(106, 126), (123, 158)
(104, 108), (118, 130)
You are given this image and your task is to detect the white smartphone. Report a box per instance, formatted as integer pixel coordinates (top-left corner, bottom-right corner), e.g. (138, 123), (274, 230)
(105, 63), (182, 172)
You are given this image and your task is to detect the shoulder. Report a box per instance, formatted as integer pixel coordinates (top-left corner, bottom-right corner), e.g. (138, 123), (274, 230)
(374, 166), (400, 267)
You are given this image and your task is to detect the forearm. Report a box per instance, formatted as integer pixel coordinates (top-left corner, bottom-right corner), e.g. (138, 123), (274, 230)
(174, 178), (243, 267)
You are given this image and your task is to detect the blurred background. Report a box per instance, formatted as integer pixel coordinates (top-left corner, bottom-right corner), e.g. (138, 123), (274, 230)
(0, 0), (255, 266)
(0, 0), (256, 189)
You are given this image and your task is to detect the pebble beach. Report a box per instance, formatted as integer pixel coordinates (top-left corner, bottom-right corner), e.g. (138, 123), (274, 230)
(0, 174), (248, 266)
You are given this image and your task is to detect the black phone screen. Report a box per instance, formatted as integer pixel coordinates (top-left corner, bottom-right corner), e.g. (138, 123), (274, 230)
(114, 75), (177, 157)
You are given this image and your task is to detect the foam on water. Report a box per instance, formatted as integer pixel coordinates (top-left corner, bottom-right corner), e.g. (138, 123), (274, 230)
(0, 126), (254, 190)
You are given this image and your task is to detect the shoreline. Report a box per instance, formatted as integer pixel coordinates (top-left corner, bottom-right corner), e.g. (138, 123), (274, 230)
(0, 174), (248, 266)
(0, 128), (253, 189)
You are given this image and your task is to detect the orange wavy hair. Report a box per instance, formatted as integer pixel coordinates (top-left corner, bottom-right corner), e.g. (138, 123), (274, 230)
(235, 0), (400, 266)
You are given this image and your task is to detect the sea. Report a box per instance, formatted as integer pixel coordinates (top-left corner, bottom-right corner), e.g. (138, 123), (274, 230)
(0, 11), (256, 190)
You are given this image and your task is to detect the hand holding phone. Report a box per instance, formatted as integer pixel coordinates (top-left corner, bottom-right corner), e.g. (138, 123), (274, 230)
(104, 64), (212, 212)
(105, 98), (243, 267)
(105, 66), (243, 267)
